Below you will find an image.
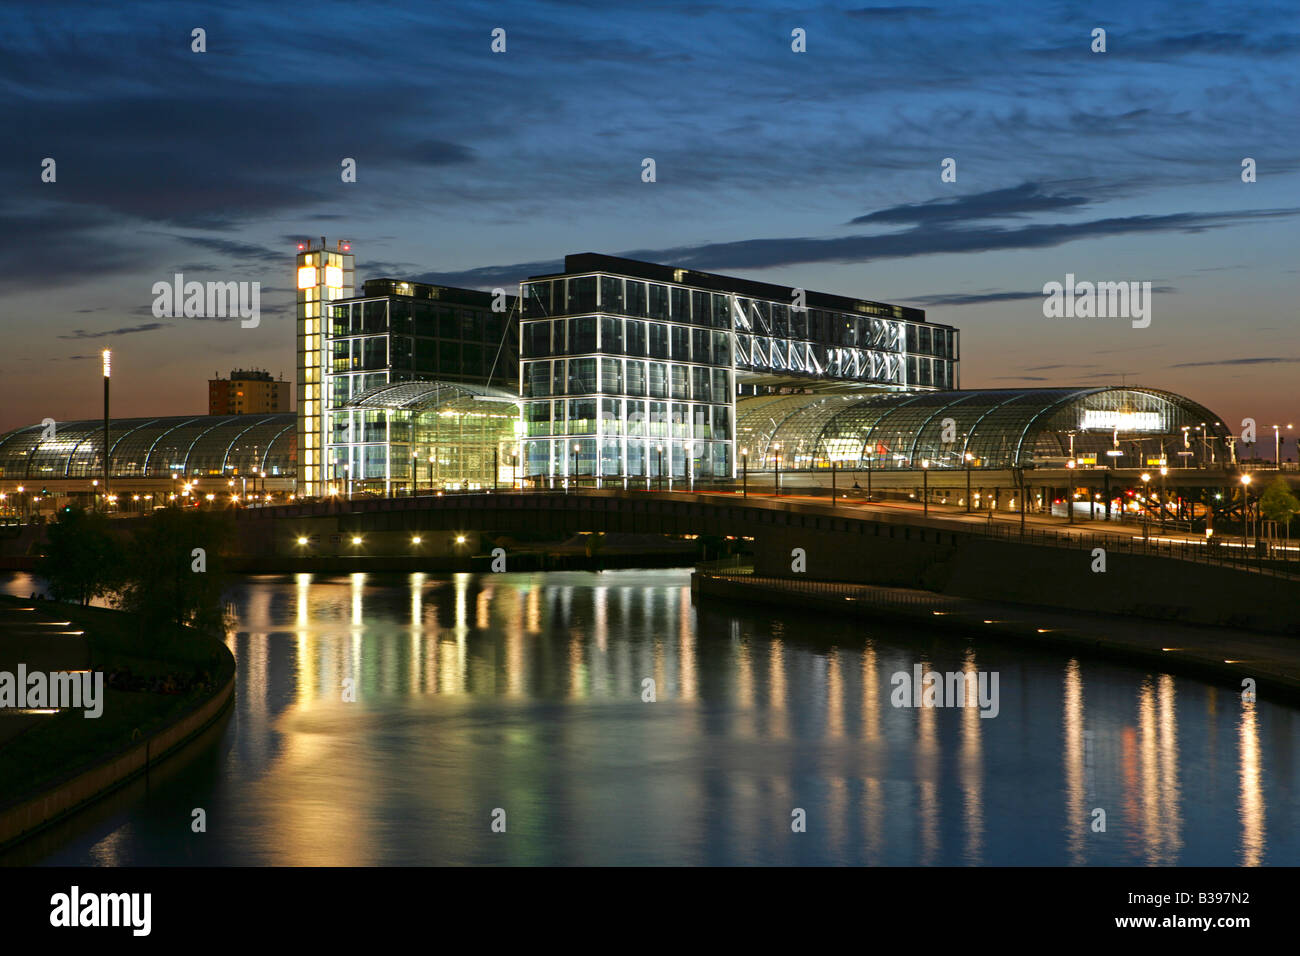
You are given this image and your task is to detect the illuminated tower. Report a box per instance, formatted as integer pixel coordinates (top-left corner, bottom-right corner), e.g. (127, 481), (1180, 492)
(295, 238), (354, 496)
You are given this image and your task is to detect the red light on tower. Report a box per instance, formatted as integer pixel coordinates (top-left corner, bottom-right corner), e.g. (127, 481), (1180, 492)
(342, 243), (351, 251)
(297, 243), (304, 250)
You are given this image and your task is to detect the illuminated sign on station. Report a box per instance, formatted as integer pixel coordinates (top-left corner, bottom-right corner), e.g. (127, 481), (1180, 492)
(1080, 410), (1162, 432)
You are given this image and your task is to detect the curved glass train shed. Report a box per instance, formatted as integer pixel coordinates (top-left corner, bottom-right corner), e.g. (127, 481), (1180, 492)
(0, 414), (296, 481)
(735, 387), (1231, 471)
(333, 380), (520, 492)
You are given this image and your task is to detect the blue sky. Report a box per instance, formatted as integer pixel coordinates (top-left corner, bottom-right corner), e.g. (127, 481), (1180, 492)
(2, 0), (1297, 449)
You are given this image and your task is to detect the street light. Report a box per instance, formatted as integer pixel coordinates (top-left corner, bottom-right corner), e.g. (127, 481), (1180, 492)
(964, 452), (974, 513)
(740, 447), (749, 498)
(102, 349), (111, 505)
(656, 444), (664, 493)
(571, 442), (581, 492)
(1159, 465), (1168, 529)
(1065, 458), (1076, 524)
(1240, 472), (1253, 552)
(921, 459), (929, 516)
(1273, 424), (1293, 468)
(773, 442), (782, 498)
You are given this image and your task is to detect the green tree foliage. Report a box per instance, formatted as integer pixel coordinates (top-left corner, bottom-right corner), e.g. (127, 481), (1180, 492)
(1259, 477), (1300, 531)
(116, 509), (233, 638)
(35, 506), (123, 605)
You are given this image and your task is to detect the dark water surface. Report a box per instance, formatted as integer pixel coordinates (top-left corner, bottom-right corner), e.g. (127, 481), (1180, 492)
(2, 569), (1295, 865)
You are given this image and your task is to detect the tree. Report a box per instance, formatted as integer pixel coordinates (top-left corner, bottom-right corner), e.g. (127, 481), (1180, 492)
(1259, 477), (1300, 535)
(116, 509), (232, 638)
(35, 506), (123, 605)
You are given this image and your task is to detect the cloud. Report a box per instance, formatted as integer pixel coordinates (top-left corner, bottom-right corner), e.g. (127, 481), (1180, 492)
(849, 183), (1089, 226)
(1169, 357), (1300, 369)
(905, 290), (1045, 306)
(57, 322), (171, 340)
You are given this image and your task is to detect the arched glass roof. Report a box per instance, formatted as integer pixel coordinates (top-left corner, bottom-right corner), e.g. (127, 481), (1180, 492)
(0, 414), (296, 480)
(344, 380), (517, 410)
(735, 387), (1231, 470)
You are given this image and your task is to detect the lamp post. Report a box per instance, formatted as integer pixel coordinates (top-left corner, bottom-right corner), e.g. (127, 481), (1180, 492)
(429, 455), (435, 493)
(773, 442), (782, 498)
(964, 452), (973, 513)
(831, 456), (836, 509)
(1066, 458), (1076, 524)
(741, 447), (748, 498)
(866, 444), (873, 502)
(571, 442), (580, 492)
(1240, 472), (1253, 554)
(101, 349), (111, 504)
(1140, 472), (1151, 543)
(1017, 467), (1026, 536)
(656, 444), (664, 493)
(1273, 424), (1293, 468)
(1159, 465), (1168, 530)
(412, 453), (418, 496)
(921, 459), (929, 516)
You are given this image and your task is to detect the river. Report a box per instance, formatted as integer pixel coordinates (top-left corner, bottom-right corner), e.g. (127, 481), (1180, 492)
(2, 569), (1295, 865)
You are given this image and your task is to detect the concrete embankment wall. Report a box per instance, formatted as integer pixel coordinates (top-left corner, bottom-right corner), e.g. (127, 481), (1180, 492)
(752, 523), (1300, 634)
(0, 671), (235, 851)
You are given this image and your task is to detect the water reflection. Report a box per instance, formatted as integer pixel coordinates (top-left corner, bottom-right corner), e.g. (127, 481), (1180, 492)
(0, 568), (1295, 867)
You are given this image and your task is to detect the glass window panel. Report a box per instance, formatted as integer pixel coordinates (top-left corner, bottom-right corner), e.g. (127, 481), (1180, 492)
(648, 362), (667, 398)
(569, 316), (597, 354)
(671, 365), (689, 400)
(568, 357), (597, 393)
(670, 287), (689, 322)
(648, 323), (669, 359)
(648, 284), (669, 320)
(671, 325), (690, 361)
(600, 316), (624, 354)
(691, 291), (709, 326)
(626, 319), (646, 356)
(600, 275), (624, 313)
(626, 281), (647, 317)
(568, 276), (596, 313)
(600, 358), (623, 394)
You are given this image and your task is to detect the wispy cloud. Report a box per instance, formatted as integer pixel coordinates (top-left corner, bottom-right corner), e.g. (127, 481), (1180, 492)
(57, 322), (171, 340)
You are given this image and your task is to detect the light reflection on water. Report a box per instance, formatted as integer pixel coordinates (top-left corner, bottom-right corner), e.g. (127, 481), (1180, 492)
(2, 569), (1296, 866)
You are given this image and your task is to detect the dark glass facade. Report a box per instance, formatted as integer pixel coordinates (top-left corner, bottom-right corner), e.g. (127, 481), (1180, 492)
(324, 280), (519, 489)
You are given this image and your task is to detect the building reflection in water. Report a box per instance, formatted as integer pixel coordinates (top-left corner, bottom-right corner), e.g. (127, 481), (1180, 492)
(166, 568), (1296, 867)
(1063, 657), (1086, 865)
(1239, 700), (1265, 866)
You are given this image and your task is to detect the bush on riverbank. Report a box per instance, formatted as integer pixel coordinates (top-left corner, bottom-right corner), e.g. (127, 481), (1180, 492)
(35, 507), (234, 642)
(115, 508), (233, 640)
(34, 507), (122, 606)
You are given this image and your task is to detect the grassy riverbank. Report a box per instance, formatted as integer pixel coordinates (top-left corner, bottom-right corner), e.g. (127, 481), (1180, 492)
(0, 594), (235, 808)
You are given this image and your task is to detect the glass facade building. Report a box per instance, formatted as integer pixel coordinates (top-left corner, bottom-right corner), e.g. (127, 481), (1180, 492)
(296, 239), (355, 497)
(519, 253), (959, 486)
(734, 387), (1232, 471)
(321, 278), (519, 495)
(0, 414), (296, 481)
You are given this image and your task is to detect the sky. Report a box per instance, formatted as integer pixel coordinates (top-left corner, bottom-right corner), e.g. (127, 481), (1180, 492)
(2, 0), (1297, 451)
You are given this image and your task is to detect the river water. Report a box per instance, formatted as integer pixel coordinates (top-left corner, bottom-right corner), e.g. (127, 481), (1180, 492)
(2, 569), (1296, 865)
